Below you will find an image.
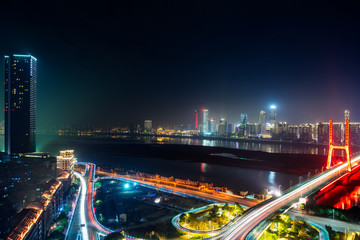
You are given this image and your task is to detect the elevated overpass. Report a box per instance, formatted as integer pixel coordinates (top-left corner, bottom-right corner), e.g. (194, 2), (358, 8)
(220, 154), (360, 240)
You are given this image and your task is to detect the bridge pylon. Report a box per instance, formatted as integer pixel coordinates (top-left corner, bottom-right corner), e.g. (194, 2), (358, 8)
(326, 119), (351, 172)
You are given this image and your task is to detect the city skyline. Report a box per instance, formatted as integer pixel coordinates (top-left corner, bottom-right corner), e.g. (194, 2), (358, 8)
(1, 1), (360, 129)
(2, 2), (360, 240)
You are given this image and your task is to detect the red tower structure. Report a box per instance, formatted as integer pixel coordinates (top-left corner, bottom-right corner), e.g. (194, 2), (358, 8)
(326, 119), (351, 172)
(195, 111), (198, 129)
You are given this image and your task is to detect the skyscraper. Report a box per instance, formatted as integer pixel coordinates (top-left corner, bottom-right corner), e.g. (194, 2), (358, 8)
(269, 105), (277, 126)
(240, 113), (248, 126)
(210, 119), (216, 133)
(259, 110), (266, 135)
(202, 109), (209, 134)
(144, 120), (152, 132)
(5, 54), (37, 155)
(219, 118), (226, 136)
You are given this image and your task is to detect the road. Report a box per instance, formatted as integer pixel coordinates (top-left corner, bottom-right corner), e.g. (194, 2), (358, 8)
(96, 170), (259, 207)
(68, 163), (111, 240)
(220, 155), (360, 240)
(288, 210), (360, 233)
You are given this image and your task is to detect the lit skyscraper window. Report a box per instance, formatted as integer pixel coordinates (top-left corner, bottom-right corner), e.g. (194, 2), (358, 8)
(5, 54), (37, 155)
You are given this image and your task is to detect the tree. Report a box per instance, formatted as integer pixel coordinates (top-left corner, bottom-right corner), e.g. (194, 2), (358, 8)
(104, 232), (125, 240)
(94, 181), (102, 189)
(280, 214), (291, 225)
(298, 229), (311, 240)
(47, 230), (65, 240)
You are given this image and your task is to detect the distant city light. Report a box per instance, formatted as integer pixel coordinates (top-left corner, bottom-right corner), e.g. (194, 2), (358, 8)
(270, 105), (276, 109)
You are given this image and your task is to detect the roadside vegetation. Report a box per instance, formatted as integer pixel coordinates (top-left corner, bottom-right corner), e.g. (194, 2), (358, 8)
(179, 203), (244, 231)
(258, 214), (320, 240)
(305, 204), (360, 223)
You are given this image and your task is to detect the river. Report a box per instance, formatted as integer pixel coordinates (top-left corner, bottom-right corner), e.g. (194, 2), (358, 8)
(22, 135), (322, 194)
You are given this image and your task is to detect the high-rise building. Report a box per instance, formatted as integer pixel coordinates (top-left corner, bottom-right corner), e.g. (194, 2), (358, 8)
(210, 119), (216, 133)
(240, 113), (248, 126)
(246, 122), (259, 137)
(259, 110), (266, 135)
(317, 122), (329, 143)
(269, 105), (276, 126)
(299, 123), (315, 142)
(202, 109), (209, 134)
(219, 118), (226, 136)
(144, 120), (152, 132)
(226, 123), (233, 134)
(345, 110), (350, 121)
(350, 122), (360, 145)
(5, 54), (37, 155)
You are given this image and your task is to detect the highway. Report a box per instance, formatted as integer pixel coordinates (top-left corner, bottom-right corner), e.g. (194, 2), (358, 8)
(68, 163), (111, 240)
(220, 155), (360, 240)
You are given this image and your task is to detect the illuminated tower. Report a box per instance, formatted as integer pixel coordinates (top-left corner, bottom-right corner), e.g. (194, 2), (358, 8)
(5, 54), (37, 155)
(202, 109), (209, 134)
(259, 110), (266, 135)
(327, 119), (351, 172)
(269, 105), (276, 126)
(345, 110), (350, 121)
(195, 110), (198, 129)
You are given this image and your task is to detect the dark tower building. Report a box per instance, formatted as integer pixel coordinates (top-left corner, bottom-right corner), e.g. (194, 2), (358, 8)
(5, 54), (37, 155)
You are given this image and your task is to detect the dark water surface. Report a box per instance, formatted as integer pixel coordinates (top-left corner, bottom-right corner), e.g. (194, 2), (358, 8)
(34, 135), (311, 194)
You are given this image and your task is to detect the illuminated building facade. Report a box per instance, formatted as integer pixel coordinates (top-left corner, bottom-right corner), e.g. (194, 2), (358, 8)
(5, 54), (37, 155)
(57, 150), (76, 180)
(210, 119), (216, 133)
(218, 118), (226, 136)
(0, 153), (57, 238)
(144, 120), (152, 132)
(246, 122), (259, 137)
(202, 109), (209, 134)
(269, 105), (276, 126)
(298, 123), (315, 142)
(259, 110), (266, 135)
(350, 123), (360, 145)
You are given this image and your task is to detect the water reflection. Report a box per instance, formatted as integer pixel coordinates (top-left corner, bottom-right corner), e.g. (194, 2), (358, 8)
(334, 187), (360, 210)
(146, 137), (328, 155)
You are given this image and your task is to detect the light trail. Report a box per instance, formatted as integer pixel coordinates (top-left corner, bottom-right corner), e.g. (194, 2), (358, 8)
(86, 163), (112, 234)
(221, 155), (360, 240)
(74, 171), (90, 240)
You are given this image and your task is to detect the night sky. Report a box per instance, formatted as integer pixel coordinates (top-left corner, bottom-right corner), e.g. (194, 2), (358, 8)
(1, 1), (360, 129)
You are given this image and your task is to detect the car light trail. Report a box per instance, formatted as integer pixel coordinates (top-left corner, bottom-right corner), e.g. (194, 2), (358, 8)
(74, 171), (89, 240)
(221, 155), (360, 240)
